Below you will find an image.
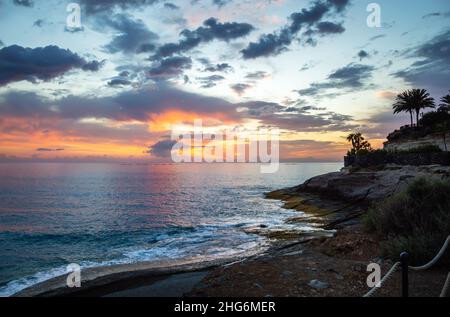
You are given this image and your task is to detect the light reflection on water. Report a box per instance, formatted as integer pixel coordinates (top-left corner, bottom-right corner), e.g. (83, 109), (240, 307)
(0, 162), (342, 296)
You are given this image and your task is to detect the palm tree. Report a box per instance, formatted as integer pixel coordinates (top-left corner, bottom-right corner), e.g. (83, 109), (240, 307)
(438, 91), (450, 151)
(439, 91), (450, 113)
(409, 89), (435, 125)
(346, 132), (372, 155)
(393, 91), (414, 127)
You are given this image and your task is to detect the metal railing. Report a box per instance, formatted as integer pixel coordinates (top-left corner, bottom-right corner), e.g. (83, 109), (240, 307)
(363, 235), (450, 298)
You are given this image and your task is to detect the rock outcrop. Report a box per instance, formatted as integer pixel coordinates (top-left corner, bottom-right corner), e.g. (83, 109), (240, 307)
(266, 165), (450, 229)
(296, 164), (450, 202)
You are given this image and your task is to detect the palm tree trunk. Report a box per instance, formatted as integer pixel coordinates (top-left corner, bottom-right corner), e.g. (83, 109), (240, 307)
(416, 110), (420, 127)
(409, 111), (413, 127)
(444, 132), (447, 152)
(444, 124), (448, 152)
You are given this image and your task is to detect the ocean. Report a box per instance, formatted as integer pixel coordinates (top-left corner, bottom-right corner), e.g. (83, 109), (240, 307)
(0, 162), (342, 296)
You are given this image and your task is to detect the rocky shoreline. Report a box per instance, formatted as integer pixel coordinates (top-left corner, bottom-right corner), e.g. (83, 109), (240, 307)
(188, 164), (450, 297)
(14, 164), (450, 297)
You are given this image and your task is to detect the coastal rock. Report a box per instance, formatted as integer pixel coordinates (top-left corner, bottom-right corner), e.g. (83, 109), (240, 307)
(266, 164), (450, 230)
(291, 165), (450, 203)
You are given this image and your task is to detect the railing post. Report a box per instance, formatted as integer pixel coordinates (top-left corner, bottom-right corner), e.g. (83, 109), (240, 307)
(400, 252), (409, 297)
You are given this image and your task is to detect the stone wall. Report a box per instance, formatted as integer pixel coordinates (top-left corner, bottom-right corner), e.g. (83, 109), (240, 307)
(384, 132), (450, 152)
(344, 152), (450, 168)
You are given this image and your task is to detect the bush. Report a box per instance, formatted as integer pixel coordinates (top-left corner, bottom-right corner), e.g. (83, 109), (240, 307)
(364, 177), (450, 265)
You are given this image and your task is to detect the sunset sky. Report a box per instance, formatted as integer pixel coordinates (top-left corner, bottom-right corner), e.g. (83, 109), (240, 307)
(0, 0), (449, 162)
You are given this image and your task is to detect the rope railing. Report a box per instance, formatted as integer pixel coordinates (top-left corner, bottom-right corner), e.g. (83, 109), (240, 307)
(409, 235), (450, 271)
(363, 235), (450, 298)
(363, 262), (401, 297)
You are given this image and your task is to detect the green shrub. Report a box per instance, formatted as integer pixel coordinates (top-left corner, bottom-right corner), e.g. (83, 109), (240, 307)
(364, 177), (450, 265)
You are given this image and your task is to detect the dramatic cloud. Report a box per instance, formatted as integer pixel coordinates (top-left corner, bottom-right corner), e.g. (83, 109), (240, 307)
(241, 0), (350, 59)
(0, 82), (357, 135)
(0, 45), (103, 86)
(237, 101), (356, 132)
(392, 30), (450, 95)
(149, 56), (192, 79)
(297, 63), (375, 97)
(153, 17), (254, 60)
(0, 83), (236, 122)
(100, 14), (159, 54)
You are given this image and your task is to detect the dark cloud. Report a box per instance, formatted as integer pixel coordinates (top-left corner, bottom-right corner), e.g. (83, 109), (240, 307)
(231, 83), (252, 96)
(107, 78), (132, 87)
(0, 83), (237, 123)
(0, 45), (103, 86)
(197, 75), (225, 88)
(297, 63), (375, 97)
(82, 60), (105, 71)
(149, 56), (192, 79)
(13, 0), (33, 7)
(237, 101), (356, 132)
(153, 17), (254, 60)
(204, 63), (233, 72)
(0, 40), (4, 47)
(0, 83), (356, 135)
(137, 43), (156, 53)
(100, 14), (159, 54)
(392, 30), (450, 96)
(79, 0), (160, 14)
(357, 50), (369, 61)
(163, 2), (179, 10)
(324, 63), (374, 88)
(241, 0), (350, 59)
(147, 139), (176, 158)
(299, 105), (327, 112)
(316, 21), (345, 34)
